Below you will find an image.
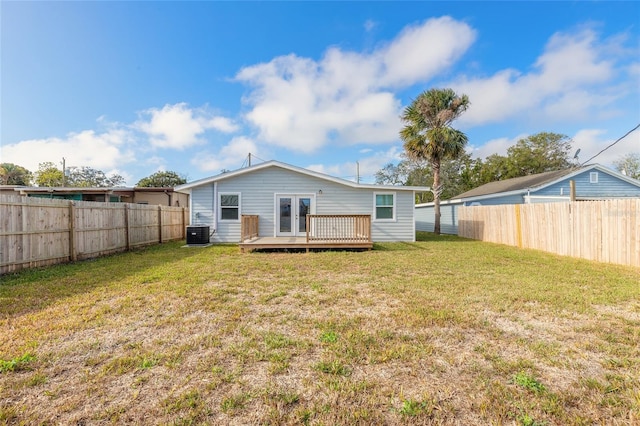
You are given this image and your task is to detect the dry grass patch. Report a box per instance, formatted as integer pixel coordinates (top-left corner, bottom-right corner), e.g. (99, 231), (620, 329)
(1, 234), (638, 425)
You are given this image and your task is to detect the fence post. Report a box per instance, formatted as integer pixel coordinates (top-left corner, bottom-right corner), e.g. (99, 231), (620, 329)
(124, 204), (131, 251)
(68, 201), (77, 261)
(515, 204), (523, 248)
(158, 205), (163, 244)
(181, 207), (186, 240)
(570, 180), (576, 202)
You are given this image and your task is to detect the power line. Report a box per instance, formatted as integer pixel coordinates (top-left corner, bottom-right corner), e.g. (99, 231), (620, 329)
(580, 123), (640, 166)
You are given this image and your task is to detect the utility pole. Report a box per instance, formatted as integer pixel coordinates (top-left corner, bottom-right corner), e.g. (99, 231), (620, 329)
(248, 153), (252, 167)
(356, 162), (360, 184)
(62, 157), (66, 187)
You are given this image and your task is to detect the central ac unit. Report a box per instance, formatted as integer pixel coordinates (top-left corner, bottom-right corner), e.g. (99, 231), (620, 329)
(186, 225), (210, 245)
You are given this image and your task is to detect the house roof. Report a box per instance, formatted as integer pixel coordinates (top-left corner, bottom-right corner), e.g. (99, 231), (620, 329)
(454, 169), (573, 199)
(175, 160), (431, 193)
(416, 163), (640, 207)
(458, 164), (640, 201)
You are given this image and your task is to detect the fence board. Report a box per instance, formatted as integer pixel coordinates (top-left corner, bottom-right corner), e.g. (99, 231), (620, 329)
(458, 199), (640, 267)
(0, 195), (188, 274)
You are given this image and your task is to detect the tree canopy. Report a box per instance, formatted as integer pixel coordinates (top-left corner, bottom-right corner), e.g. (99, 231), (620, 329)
(34, 162), (64, 187)
(66, 167), (125, 187)
(136, 171), (187, 187)
(375, 153), (479, 203)
(613, 153), (640, 179)
(34, 163), (125, 187)
(0, 163), (32, 185)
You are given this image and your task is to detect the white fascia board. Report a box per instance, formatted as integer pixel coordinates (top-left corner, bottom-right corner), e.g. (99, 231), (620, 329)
(415, 198), (464, 208)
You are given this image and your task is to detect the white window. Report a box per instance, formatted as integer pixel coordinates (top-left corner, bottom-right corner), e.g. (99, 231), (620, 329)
(374, 192), (395, 221)
(590, 172), (599, 184)
(219, 193), (240, 221)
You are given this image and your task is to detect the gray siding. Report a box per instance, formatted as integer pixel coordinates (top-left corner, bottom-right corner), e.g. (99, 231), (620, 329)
(535, 170), (640, 198)
(464, 193), (525, 206)
(415, 202), (461, 235)
(191, 166), (417, 243)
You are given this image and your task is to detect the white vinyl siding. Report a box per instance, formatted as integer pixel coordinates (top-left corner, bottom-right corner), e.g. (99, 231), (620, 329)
(191, 185), (215, 228)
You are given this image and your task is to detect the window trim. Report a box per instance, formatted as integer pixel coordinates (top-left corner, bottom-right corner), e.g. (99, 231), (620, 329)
(218, 192), (241, 222)
(373, 191), (396, 222)
(590, 172), (598, 184)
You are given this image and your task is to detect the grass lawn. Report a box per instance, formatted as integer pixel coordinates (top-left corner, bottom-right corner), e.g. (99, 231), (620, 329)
(1, 232), (638, 425)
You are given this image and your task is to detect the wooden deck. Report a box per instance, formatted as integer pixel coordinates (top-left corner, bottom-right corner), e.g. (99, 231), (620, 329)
(239, 236), (373, 253)
(239, 214), (373, 252)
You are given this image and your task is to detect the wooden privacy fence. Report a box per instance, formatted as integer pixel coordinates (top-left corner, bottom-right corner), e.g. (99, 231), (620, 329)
(0, 194), (189, 274)
(458, 199), (640, 267)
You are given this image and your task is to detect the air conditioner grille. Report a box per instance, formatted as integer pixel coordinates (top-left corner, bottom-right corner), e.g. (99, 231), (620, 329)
(186, 226), (210, 245)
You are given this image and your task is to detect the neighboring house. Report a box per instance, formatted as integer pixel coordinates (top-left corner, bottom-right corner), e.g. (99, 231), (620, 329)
(174, 160), (430, 244)
(1, 186), (188, 207)
(416, 164), (640, 235)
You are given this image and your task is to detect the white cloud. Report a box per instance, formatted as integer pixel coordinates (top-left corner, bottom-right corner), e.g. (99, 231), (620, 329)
(379, 16), (476, 87)
(136, 103), (238, 150)
(572, 128), (640, 168)
(236, 17), (476, 153)
(456, 27), (632, 126)
(469, 134), (528, 159)
(105, 168), (133, 186)
(144, 156), (168, 169)
(1, 128), (135, 175)
(192, 136), (260, 173)
(208, 116), (239, 133)
(307, 146), (403, 183)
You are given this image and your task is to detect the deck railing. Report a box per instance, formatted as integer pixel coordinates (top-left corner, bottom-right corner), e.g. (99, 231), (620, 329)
(241, 215), (259, 241)
(306, 214), (371, 243)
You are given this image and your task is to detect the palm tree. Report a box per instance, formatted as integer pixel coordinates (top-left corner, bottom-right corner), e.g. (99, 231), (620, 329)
(400, 88), (470, 235)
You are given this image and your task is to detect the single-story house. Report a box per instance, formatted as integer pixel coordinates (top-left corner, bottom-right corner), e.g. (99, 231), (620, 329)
(175, 160), (430, 248)
(0, 186), (188, 207)
(416, 164), (640, 235)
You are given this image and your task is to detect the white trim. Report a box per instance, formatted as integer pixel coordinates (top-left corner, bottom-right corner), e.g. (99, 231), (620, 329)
(524, 195), (571, 204)
(274, 193), (316, 237)
(590, 172), (599, 184)
(212, 182), (218, 231)
(373, 191), (396, 222)
(218, 192), (241, 222)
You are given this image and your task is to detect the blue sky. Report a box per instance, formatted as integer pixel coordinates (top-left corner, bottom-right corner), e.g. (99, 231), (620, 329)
(2, 1), (639, 185)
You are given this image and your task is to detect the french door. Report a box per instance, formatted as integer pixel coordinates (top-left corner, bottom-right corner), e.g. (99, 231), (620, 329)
(276, 195), (313, 237)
